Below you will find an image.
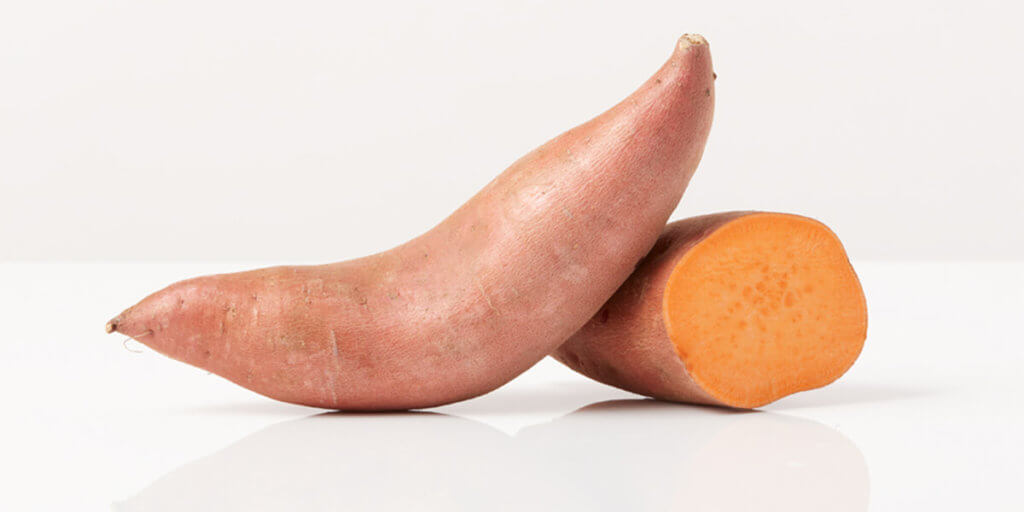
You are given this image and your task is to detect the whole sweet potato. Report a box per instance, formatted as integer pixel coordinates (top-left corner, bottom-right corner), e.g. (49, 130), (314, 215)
(107, 35), (716, 410)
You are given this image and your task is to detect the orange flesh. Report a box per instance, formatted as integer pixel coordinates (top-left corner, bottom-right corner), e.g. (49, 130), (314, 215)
(663, 213), (867, 408)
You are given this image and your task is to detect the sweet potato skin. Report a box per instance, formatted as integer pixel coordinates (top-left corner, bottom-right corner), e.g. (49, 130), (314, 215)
(552, 212), (867, 408)
(552, 212), (747, 406)
(108, 36), (715, 410)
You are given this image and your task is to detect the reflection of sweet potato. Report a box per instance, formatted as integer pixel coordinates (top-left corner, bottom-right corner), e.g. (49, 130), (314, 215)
(518, 400), (870, 511)
(119, 401), (868, 511)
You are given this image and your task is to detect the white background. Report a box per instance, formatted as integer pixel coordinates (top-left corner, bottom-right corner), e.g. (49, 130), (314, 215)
(1, 0), (1021, 261)
(2, 2), (1023, 511)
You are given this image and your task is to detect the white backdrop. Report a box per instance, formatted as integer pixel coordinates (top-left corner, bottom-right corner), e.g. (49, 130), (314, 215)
(2, 0), (1021, 261)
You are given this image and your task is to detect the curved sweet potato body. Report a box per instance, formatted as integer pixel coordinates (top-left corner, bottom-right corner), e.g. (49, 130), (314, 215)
(107, 36), (715, 410)
(553, 212), (867, 408)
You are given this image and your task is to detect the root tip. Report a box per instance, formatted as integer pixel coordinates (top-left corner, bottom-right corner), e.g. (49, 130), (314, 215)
(677, 33), (708, 50)
(105, 320), (117, 334)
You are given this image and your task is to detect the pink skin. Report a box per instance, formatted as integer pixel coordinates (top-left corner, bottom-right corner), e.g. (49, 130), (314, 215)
(107, 35), (715, 410)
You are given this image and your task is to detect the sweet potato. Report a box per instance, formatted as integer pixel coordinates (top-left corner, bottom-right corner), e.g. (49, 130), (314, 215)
(553, 212), (867, 408)
(106, 35), (716, 410)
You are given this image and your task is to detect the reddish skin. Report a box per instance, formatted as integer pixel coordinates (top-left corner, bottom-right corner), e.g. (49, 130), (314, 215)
(553, 213), (745, 406)
(553, 212), (867, 408)
(107, 35), (716, 410)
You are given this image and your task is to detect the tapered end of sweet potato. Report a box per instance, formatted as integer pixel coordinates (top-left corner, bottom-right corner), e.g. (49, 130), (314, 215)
(677, 33), (708, 49)
(105, 319), (118, 334)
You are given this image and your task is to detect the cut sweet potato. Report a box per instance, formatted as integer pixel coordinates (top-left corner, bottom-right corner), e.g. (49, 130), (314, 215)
(554, 212), (867, 408)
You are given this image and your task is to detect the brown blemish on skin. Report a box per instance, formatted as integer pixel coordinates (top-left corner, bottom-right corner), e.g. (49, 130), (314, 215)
(351, 285), (368, 306)
(705, 88), (711, 96)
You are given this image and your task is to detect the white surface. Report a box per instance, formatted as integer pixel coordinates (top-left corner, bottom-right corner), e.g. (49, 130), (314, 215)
(1, 261), (1022, 510)
(2, 1), (1022, 261)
